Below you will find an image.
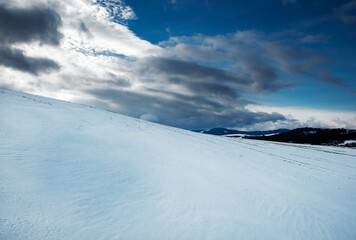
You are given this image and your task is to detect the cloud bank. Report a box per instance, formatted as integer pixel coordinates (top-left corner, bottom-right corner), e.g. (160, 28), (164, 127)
(0, 5), (62, 45)
(0, 46), (59, 74)
(0, 0), (355, 129)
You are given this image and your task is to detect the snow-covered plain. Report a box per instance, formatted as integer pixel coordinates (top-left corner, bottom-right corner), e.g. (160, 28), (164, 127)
(1, 89), (356, 240)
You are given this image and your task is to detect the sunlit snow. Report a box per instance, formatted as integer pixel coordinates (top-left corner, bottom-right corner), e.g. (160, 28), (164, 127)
(1, 89), (355, 239)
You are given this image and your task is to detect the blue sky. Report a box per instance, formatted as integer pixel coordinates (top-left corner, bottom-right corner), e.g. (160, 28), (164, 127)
(127, 0), (356, 109)
(0, 0), (355, 129)
(127, 0), (356, 44)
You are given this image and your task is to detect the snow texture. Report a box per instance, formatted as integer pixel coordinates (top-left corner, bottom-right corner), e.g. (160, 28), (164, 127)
(1, 89), (356, 239)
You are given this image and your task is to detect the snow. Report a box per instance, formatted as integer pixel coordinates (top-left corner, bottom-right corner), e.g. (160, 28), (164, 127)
(1, 89), (356, 240)
(340, 140), (356, 145)
(224, 133), (246, 137)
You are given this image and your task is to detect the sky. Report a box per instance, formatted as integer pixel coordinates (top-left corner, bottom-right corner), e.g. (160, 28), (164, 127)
(0, 0), (355, 130)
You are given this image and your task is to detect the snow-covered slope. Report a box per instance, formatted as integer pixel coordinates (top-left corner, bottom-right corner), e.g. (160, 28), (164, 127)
(1, 89), (356, 240)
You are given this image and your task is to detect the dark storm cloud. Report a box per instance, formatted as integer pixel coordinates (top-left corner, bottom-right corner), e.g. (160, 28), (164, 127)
(0, 5), (62, 45)
(137, 57), (249, 105)
(140, 57), (249, 85)
(87, 88), (286, 129)
(0, 46), (60, 75)
(0, 5), (62, 74)
(241, 55), (295, 92)
(140, 54), (293, 95)
(318, 69), (356, 92)
(184, 82), (237, 99)
(161, 31), (350, 92)
(128, 55), (293, 128)
(145, 87), (244, 109)
(161, 34), (297, 93)
(319, 69), (344, 85)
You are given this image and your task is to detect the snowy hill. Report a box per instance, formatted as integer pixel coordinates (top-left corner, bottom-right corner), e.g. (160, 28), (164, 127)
(1, 89), (356, 240)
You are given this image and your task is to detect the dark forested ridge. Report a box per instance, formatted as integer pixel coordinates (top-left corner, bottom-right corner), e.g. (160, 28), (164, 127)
(194, 127), (356, 147)
(192, 128), (289, 136)
(244, 128), (356, 147)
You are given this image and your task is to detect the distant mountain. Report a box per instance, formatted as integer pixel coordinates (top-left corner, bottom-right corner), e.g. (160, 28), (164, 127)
(193, 127), (290, 136)
(245, 127), (356, 147)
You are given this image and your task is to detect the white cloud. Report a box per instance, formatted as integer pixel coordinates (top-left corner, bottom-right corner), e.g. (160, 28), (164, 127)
(246, 104), (356, 129)
(0, 0), (159, 101)
(96, 0), (137, 23)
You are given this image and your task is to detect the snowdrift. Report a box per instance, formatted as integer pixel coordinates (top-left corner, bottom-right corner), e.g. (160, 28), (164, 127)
(1, 89), (356, 239)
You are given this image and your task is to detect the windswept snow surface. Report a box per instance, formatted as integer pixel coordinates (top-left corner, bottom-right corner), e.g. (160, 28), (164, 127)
(1, 89), (356, 240)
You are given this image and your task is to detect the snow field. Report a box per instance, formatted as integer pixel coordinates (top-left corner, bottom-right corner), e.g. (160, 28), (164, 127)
(1, 89), (356, 239)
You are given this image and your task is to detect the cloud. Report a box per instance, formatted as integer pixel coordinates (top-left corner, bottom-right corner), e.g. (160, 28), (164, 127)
(134, 57), (253, 111)
(0, 0), (157, 80)
(138, 57), (249, 85)
(160, 31), (356, 93)
(0, 0), (353, 130)
(240, 55), (293, 92)
(95, 0), (136, 24)
(0, 4), (61, 75)
(300, 34), (328, 44)
(87, 88), (286, 129)
(246, 104), (356, 130)
(318, 69), (356, 93)
(318, 69), (344, 85)
(334, 0), (356, 23)
(0, 46), (59, 75)
(0, 4), (62, 45)
(161, 31), (340, 92)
